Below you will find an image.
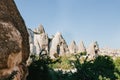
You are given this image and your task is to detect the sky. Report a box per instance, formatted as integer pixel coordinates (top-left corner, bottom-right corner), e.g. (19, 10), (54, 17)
(14, 0), (120, 49)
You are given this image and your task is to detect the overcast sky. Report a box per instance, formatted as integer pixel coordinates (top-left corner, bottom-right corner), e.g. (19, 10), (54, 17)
(15, 0), (120, 49)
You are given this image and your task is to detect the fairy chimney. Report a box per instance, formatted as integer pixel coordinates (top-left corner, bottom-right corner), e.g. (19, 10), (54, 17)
(77, 41), (86, 53)
(87, 41), (99, 58)
(69, 40), (78, 54)
(49, 32), (69, 58)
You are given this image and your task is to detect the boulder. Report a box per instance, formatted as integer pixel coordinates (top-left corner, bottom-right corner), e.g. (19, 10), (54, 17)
(0, 0), (29, 80)
(69, 40), (78, 54)
(49, 32), (69, 58)
(77, 41), (86, 53)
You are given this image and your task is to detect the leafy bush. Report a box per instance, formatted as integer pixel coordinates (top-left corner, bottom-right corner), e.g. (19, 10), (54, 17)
(27, 55), (52, 80)
(49, 55), (74, 69)
(27, 54), (120, 80)
(114, 57), (120, 79)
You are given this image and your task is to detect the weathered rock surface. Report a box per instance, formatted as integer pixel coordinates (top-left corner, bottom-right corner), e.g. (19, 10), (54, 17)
(87, 41), (99, 58)
(28, 25), (120, 59)
(69, 40), (78, 54)
(34, 24), (45, 34)
(0, 0), (29, 80)
(28, 28), (35, 55)
(77, 41), (86, 53)
(49, 32), (69, 58)
(34, 25), (49, 55)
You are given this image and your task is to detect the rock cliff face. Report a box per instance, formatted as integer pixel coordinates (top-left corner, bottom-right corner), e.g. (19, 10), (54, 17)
(28, 28), (70, 59)
(77, 41), (86, 53)
(0, 0), (29, 80)
(69, 40), (78, 54)
(49, 32), (69, 58)
(28, 25), (49, 61)
(28, 28), (35, 55)
(87, 41), (99, 58)
(33, 25), (49, 55)
(28, 25), (120, 59)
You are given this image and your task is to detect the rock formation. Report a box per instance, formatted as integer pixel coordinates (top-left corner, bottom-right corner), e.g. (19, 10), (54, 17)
(87, 41), (99, 58)
(77, 41), (86, 53)
(69, 40), (78, 54)
(28, 25), (120, 59)
(28, 28), (35, 55)
(0, 0), (29, 80)
(27, 29), (36, 65)
(34, 24), (49, 55)
(49, 32), (69, 58)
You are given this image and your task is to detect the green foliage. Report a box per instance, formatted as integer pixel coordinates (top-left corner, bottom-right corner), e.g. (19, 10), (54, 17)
(114, 57), (120, 71)
(27, 56), (52, 80)
(49, 55), (74, 69)
(79, 52), (87, 56)
(92, 56), (116, 80)
(114, 57), (120, 79)
(98, 75), (111, 80)
(51, 55), (119, 80)
(27, 54), (120, 80)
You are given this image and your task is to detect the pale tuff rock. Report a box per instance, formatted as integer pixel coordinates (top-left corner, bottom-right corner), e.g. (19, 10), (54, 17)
(87, 41), (99, 58)
(34, 34), (41, 55)
(34, 25), (49, 55)
(34, 24), (45, 34)
(59, 39), (69, 56)
(28, 28), (34, 43)
(28, 25), (120, 59)
(69, 40), (78, 54)
(77, 41), (86, 53)
(28, 29), (35, 55)
(39, 33), (49, 53)
(27, 25), (49, 65)
(0, 0), (29, 80)
(49, 32), (69, 58)
(27, 29), (36, 65)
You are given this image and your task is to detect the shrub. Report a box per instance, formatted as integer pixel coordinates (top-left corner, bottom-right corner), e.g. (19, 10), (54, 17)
(49, 55), (74, 69)
(114, 57), (120, 79)
(27, 53), (120, 80)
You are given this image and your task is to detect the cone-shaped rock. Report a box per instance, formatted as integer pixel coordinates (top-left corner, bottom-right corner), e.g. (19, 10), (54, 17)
(34, 25), (49, 55)
(87, 41), (99, 58)
(78, 41), (86, 53)
(0, 0), (29, 79)
(50, 32), (69, 58)
(69, 40), (78, 54)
